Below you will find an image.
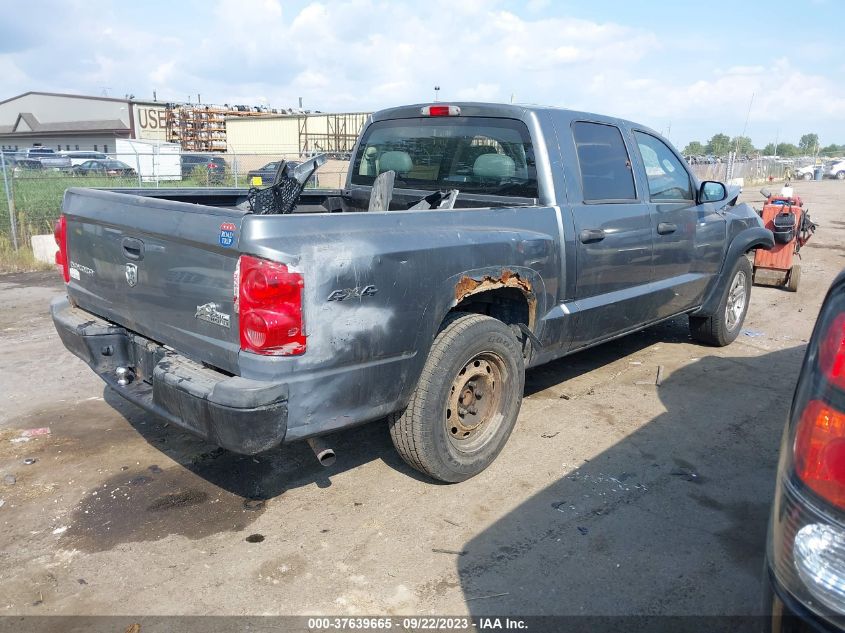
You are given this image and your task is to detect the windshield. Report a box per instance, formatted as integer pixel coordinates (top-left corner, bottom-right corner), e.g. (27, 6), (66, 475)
(351, 116), (538, 198)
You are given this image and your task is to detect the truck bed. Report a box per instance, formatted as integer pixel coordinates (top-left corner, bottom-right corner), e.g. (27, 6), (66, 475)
(100, 187), (526, 213)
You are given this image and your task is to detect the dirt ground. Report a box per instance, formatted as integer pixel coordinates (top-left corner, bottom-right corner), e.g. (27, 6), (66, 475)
(0, 180), (841, 619)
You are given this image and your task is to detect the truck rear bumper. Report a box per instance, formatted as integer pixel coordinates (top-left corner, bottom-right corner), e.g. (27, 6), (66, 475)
(51, 296), (288, 454)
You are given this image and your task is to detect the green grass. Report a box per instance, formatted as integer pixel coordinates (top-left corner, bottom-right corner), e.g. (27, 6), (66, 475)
(0, 165), (340, 245)
(0, 236), (53, 274)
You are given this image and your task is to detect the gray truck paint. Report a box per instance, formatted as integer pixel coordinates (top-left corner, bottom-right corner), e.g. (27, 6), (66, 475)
(52, 102), (773, 452)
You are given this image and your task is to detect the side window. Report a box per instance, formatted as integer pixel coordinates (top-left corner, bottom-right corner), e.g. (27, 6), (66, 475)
(572, 121), (636, 202)
(633, 131), (693, 201)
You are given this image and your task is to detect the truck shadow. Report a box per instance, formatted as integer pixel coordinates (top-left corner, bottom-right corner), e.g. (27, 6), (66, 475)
(102, 386), (416, 499)
(101, 315), (697, 502)
(524, 315), (692, 396)
(457, 345), (806, 618)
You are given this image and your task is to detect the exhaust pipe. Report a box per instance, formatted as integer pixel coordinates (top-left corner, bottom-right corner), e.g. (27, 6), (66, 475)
(306, 437), (336, 467)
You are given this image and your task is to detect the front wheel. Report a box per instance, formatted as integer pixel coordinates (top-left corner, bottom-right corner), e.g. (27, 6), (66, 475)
(803, 172), (813, 181)
(690, 256), (752, 346)
(388, 313), (525, 483)
(837, 171), (845, 181)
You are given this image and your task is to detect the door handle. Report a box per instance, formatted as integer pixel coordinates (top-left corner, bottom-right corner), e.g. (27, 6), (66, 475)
(579, 229), (606, 243)
(122, 237), (145, 260)
(657, 222), (677, 235)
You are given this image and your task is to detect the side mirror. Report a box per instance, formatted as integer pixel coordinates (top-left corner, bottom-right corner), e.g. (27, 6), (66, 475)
(699, 181), (727, 203)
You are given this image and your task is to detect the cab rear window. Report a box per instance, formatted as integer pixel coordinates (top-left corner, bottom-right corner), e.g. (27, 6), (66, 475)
(351, 117), (538, 198)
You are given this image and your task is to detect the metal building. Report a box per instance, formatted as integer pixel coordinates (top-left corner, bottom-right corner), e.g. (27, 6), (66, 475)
(0, 91), (166, 153)
(225, 112), (370, 158)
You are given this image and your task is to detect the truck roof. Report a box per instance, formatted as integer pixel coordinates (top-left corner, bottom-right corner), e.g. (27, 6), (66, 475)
(370, 102), (656, 135)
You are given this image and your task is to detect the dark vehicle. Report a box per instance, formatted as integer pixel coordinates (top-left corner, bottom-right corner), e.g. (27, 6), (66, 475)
(73, 159), (136, 177)
(181, 154), (226, 183)
(246, 160), (287, 185)
(765, 271), (845, 632)
(1, 155), (43, 175)
(51, 102), (773, 482)
(247, 160), (320, 187)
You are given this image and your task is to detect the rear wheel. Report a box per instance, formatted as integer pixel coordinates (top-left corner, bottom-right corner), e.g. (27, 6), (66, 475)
(388, 313), (524, 483)
(803, 172), (813, 181)
(690, 256), (752, 346)
(786, 264), (801, 292)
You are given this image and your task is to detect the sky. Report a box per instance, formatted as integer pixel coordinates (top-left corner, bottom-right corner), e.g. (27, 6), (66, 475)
(1, 0), (843, 150)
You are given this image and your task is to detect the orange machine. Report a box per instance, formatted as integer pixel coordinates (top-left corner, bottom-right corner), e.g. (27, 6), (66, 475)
(752, 188), (816, 292)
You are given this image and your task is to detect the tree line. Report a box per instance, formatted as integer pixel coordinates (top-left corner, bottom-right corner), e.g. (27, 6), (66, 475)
(682, 133), (843, 158)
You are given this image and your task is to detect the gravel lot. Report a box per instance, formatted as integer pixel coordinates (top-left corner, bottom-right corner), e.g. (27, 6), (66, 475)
(0, 180), (841, 619)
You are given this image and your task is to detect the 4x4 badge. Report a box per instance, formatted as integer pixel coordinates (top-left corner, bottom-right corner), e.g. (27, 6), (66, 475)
(125, 263), (138, 287)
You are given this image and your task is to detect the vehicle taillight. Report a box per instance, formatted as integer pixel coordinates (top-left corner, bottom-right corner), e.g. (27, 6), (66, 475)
(795, 400), (845, 508)
(769, 285), (845, 621)
(420, 105), (461, 117)
(208, 163), (218, 169)
(237, 255), (305, 355)
(54, 215), (69, 283)
(820, 314), (845, 391)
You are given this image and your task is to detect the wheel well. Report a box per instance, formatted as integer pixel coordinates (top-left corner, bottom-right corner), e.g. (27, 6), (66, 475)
(450, 287), (531, 329)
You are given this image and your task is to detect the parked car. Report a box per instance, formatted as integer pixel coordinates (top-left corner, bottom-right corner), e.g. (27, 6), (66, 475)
(60, 151), (108, 167)
(51, 102), (774, 482)
(247, 160), (319, 187)
(24, 146), (71, 169)
(180, 154), (226, 183)
(764, 271), (845, 631)
(827, 160), (845, 180)
(2, 155), (43, 176)
(73, 159), (136, 177)
(246, 160), (286, 185)
(795, 165), (817, 181)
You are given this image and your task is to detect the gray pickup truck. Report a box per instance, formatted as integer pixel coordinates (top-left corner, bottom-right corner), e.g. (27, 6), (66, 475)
(51, 102), (773, 482)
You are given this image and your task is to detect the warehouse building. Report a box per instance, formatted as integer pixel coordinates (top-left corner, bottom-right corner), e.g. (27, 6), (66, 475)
(225, 112), (370, 156)
(0, 91), (168, 153)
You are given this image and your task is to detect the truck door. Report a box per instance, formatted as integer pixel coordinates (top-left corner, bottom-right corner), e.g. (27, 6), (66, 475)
(567, 121), (654, 349)
(630, 130), (725, 318)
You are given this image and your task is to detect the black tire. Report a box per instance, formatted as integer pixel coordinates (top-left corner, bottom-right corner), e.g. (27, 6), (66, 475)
(787, 264), (801, 292)
(689, 256), (752, 346)
(388, 312), (525, 483)
(837, 171), (845, 181)
(803, 172), (813, 181)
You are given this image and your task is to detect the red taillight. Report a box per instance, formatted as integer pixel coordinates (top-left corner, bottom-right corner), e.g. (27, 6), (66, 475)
(54, 215), (69, 283)
(421, 105), (461, 117)
(237, 255), (305, 355)
(820, 314), (845, 391)
(795, 400), (845, 508)
(208, 163), (218, 169)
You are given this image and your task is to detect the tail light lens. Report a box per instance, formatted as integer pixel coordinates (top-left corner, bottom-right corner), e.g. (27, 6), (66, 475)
(54, 215), (69, 283)
(795, 400), (845, 508)
(769, 284), (845, 621)
(820, 314), (845, 391)
(237, 255), (305, 355)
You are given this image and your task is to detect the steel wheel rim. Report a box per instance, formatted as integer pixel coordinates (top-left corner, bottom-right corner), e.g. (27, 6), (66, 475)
(445, 351), (507, 452)
(725, 270), (747, 331)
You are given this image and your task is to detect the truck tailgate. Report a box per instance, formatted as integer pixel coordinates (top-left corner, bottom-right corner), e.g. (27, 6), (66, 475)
(62, 188), (244, 374)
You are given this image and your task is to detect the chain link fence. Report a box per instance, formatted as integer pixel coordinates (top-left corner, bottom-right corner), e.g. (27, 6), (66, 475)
(0, 150), (351, 249)
(0, 148), (820, 251)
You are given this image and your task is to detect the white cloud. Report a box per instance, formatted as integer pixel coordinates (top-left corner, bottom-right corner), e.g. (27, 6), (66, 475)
(0, 0), (843, 145)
